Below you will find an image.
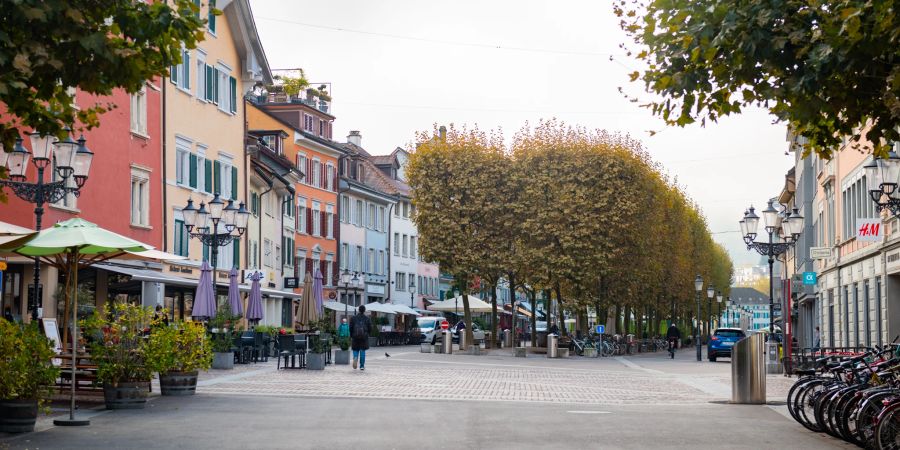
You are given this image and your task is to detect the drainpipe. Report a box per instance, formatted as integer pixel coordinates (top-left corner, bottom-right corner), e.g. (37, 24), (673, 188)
(161, 77), (168, 252)
(386, 200), (395, 303)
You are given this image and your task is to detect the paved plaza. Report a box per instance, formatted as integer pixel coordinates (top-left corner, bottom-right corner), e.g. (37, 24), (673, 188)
(1, 346), (852, 449)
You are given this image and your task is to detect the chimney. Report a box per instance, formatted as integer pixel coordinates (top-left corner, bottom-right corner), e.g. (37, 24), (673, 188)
(348, 130), (362, 147)
(439, 126), (447, 141)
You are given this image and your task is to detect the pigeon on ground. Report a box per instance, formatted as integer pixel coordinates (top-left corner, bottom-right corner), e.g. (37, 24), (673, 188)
(385, 353), (391, 358)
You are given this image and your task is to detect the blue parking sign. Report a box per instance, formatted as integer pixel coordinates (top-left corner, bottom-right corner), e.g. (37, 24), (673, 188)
(803, 272), (817, 285)
(595, 324), (605, 334)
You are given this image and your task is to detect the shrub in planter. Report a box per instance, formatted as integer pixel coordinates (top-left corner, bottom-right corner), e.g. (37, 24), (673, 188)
(82, 303), (154, 410)
(306, 335), (327, 370)
(0, 321), (59, 433)
(334, 336), (350, 365)
(208, 305), (239, 370)
(146, 320), (212, 396)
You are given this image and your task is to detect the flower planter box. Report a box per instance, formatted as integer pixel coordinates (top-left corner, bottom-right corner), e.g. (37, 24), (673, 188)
(212, 352), (234, 370)
(582, 347), (598, 358)
(334, 349), (350, 365)
(307, 352), (326, 370)
(514, 347), (527, 358)
(0, 398), (37, 433)
(368, 337), (378, 348)
(159, 371), (199, 396)
(104, 381), (150, 410)
(420, 343), (432, 353)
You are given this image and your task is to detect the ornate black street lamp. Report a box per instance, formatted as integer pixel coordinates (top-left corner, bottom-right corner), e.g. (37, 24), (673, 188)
(694, 274), (703, 362)
(716, 291), (723, 329)
(409, 278), (416, 309)
(181, 194), (249, 295)
(865, 153), (900, 216)
(339, 269), (363, 319)
(0, 132), (94, 321)
(740, 200), (804, 336)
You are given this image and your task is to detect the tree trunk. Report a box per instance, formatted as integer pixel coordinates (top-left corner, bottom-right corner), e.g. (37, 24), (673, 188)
(461, 284), (474, 350)
(624, 305), (632, 335)
(554, 282), (567, 337)
(614, 303), (622, 335)
(594, 302), (606, 335)
(529, 290), (538, 347)
(489, 282), (498, 349)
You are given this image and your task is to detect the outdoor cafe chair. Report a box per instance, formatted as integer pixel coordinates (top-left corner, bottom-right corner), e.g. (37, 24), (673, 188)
(277, 334), (298, 369)
(252, 331), (266, 363)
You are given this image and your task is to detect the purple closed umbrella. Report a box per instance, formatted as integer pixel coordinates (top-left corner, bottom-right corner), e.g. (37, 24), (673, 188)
(313, 267), (325, 315)
(192, 261), (216, 320)
(246, 272), (264, 323)
(227, 268), (243, 317)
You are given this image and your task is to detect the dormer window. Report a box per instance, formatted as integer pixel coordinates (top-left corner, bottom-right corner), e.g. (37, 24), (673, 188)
(259, 134), (282, 155)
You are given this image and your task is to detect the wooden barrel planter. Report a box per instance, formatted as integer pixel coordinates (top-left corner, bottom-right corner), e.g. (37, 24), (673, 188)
(104, 381), (150, 410)
(0, 399), (38, 433)
(159, 371), (199, 396)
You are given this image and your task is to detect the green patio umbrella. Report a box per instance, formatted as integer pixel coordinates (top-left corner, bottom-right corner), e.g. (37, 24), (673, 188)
(1, 218), (152, 427)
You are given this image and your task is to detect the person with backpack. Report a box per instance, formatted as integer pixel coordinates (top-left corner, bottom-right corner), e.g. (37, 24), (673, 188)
(349, 305), (372, 370)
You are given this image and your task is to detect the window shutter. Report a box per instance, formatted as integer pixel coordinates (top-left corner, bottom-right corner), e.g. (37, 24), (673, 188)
(333, 210), (339, 238)
(307, 159), (313, 186)
(213, 160), (221, 194)
(205, 65), (213, 101)
(320, 211), (326, 237)
(189, 153), (198, 188)
(213, 69), (220, 104)
(184, 51), (190, 89)
(229, 76), (237, 114)
(231, 166), (238, 199)
(204, 159), (213, 193)
(319, 260), (327, 281)
(208, 0), (217, 32)
(306, 207), (313, 236)
(170, 65), (178, 84)
(319, 163), (325, 188)
(233, 239), (240, 269)
(305, 258), (313, 277)
(331, 261), (338, 284)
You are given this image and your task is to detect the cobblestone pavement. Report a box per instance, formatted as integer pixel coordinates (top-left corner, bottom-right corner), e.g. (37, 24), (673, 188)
(195, 347), (777, 406)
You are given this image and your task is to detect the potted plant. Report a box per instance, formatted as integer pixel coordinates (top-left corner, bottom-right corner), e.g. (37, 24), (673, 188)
(306, 334), (328, 370)
(334, 336), (351, 365)
(82, 303), (154, 410)
(0, 321), (59, 433)
(208, 305), (238, 370)
(146, 320), (212, 396)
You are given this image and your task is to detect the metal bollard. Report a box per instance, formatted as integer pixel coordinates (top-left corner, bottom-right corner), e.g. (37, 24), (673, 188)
(442, 330), (452, 354)
(732, 332), (766, 404)
(547, 334), (559, 358)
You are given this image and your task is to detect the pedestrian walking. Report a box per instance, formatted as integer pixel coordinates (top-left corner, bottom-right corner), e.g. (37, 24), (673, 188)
(350, 305), (372, 371)
(338, 317), (350, 339)
(813, 326), (821, 352)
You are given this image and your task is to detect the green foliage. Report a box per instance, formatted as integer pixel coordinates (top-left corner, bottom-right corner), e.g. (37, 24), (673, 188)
(0, 321), (59, 401)
(408, 120), (733, 337)
(207, 304), (240, 353)
(308, 334), (329, 354)
(337, 335), (350, 351)
(0, 0), (209, 181)
(268, 72), (330, 101)
(254, 325), (277, 337)
(145, 320), (212, 374)
(614, 0), (900, 158)
(81, 303), (155, 385)
(309, 318), (336, 335)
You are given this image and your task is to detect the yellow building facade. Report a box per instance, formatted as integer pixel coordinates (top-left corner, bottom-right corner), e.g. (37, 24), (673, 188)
(161, 0), (271, 319)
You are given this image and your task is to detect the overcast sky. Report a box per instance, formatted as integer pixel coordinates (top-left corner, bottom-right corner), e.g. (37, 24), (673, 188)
(250, 0), (795, 267)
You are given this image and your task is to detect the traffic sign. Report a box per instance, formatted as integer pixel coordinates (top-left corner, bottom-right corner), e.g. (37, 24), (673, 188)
(810, 247), (832, 259)
(803, 272), (817, 285)
(595, 324), (605, 334)
(440, 320), (449, 330)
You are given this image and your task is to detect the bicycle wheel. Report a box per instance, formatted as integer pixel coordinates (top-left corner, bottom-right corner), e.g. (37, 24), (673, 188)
(835, 387), (864, 445)
(797, 380), (828, 432)
(787, 377), (820, 425)
(856, 390), (894, 448)
(876, 403), (900, 450)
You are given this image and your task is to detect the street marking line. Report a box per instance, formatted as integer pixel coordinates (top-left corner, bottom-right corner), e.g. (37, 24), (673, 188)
(566, 410), (611, 414)
(614, 357), (665, 375)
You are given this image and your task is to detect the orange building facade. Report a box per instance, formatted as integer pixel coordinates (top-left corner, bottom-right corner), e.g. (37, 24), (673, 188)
(246, 100), (342, 305)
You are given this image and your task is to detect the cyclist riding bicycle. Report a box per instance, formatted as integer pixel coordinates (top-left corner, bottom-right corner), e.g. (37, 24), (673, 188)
(666, 323), (681, 358)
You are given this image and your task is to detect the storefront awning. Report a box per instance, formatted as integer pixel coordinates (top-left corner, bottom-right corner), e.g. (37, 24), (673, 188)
(97, 264), (301, 298)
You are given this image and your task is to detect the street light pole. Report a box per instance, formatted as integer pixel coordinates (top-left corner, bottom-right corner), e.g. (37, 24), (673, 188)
(694, 275), (703, 362)
(1, 133), (93, 322)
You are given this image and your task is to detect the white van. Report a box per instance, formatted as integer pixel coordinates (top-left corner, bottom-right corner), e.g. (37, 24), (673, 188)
(416, 316), (447, 344)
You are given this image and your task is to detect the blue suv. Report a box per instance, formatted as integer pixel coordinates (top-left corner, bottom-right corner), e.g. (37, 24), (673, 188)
(708, 328), (745, 362)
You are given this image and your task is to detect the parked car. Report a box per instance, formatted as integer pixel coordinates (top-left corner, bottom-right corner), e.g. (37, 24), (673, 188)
(451, 321), (486, 344)
(417, 317), (449, 345)
(708, 328), (746, 362)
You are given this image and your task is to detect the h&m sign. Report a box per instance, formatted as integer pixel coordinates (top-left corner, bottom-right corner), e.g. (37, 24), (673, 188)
(857, 218), (883, 242)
